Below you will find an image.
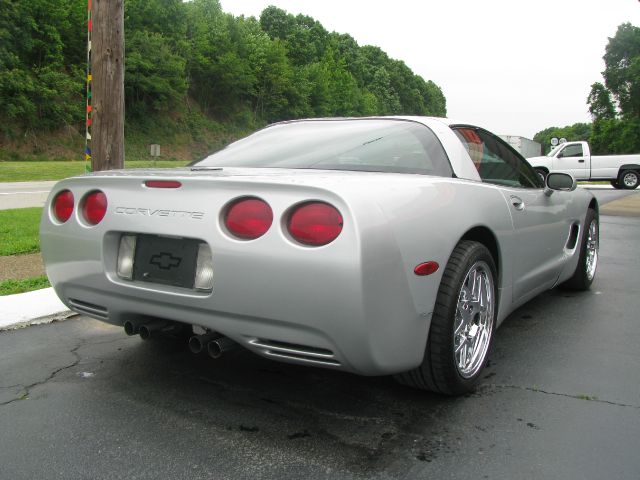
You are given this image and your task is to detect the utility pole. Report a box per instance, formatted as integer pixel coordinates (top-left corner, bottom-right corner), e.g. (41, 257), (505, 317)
(91, 0), (125, 171)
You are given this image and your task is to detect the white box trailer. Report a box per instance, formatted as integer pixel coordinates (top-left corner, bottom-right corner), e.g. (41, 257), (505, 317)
(499, 135), (542, 159)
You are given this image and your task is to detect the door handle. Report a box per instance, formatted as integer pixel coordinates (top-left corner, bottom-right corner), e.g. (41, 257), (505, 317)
(578, 159), (585, 163)
(510, 195), (525, 211)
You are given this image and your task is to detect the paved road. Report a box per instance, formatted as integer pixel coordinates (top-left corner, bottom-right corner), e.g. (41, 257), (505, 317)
(585, 186), (638, 205)
(0, 181), (56, 210)
(1, 199), (639, 479)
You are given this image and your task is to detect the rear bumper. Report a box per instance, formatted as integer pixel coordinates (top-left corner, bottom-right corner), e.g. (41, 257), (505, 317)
(50, 272), (431, 376)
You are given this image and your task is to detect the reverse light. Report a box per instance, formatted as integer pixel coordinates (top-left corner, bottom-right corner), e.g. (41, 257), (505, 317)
(53, 190), (74, 223)
(287, 202), (343, 246)
(224, 197), (273, 240)
(194, 243), (214, 291)
(117, 234), (137, 280)
(82, 191), (108, 225)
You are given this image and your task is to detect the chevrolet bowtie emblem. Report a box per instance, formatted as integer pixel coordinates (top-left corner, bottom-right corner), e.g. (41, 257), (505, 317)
(150, 252), (182, 270)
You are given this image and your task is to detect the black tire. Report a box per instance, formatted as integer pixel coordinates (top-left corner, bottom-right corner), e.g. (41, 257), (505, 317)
(618, 170), (639, 190)
(610, 180), (622, 189)
(562, 208), (598, 290)
(395, 241), (497, 395)
(535, 168), (548, 183)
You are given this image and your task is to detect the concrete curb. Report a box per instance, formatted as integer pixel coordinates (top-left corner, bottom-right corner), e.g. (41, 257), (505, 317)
(0, 287), (73, 331)
(1, 310), (78, 331)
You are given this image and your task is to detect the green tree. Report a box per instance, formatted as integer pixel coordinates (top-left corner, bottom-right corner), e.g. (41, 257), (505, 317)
(590, 118), (640, 154)
(602, 23), (640, 118)
(581, 23), (640, 154)
(125, 31), (187, 115)
(185, 0), (256, 117)
(533, 123), (592, 154)
(259, 6), (296, 40)
(587, 82), (615, 120)
(0, 0), (83, 131)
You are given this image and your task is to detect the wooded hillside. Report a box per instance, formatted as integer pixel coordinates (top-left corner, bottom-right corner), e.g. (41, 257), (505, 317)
(0, 0), (446, 161)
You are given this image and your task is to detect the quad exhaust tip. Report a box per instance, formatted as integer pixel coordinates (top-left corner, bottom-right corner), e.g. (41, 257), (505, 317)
(188, 333), (238, 358)
(188, 333), (219, 354)
(207, 336), (237, 359)
(139, 321), (171, 340)
(124, 319), (178, 340)
(123, 320), (139, 336)
(125, 322), (238, 358)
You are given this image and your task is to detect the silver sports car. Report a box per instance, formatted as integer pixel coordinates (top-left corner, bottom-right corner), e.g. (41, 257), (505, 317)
(40, 117), (599, 395)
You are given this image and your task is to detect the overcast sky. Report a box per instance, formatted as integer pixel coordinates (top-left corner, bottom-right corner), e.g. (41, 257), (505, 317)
(219, 0), (639, 139)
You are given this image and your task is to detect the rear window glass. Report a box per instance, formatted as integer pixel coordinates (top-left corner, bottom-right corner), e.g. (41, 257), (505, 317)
(196, 119), (453, 177)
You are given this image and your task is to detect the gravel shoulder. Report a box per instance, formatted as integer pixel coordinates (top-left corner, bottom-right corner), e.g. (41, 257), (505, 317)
(0, 253), (45, 282)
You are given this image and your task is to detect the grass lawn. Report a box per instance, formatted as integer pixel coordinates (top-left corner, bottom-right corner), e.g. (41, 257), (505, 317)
(0, 207), (42, 256)
(0, 207), (47, 294)
(0, 160), (190, 182)
(0, 276), (50, 296)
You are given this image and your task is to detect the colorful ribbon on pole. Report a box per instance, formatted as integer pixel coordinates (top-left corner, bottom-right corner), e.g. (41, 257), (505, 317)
(85, 0), (93, 172)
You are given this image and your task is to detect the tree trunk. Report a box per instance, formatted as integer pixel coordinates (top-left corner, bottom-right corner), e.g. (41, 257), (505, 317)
(91, 0), (124, 171)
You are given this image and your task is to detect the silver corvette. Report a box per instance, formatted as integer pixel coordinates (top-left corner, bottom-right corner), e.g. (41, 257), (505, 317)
(40, 117), (599, 395)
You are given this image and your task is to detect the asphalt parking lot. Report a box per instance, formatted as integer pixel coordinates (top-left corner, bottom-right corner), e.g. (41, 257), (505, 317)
(1, 191), (639, 480)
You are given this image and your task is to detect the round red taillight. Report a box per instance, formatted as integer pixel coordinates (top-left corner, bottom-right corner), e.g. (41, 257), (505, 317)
(53, 190), (74, 223)
(287, 202), (343, 246)
(224, 197), (273, 240)
(82, 191), (108, 225)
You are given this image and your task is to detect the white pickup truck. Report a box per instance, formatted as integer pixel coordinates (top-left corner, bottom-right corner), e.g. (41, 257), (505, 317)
(528, 141), (640, 189)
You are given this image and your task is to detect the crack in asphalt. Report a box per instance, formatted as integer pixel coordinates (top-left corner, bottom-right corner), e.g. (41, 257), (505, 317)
(484, 383), (640, 409)
(0, 384), (24, 390)
(0, 342), (83, 407)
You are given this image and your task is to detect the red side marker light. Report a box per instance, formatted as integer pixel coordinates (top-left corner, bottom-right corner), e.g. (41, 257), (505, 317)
(414, 261), (439, 276)
(144, 180), (182, 189)
(53, 190), (74, 223)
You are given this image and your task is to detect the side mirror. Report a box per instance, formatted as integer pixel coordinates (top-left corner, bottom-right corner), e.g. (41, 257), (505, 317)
(545, 172), (577, 196)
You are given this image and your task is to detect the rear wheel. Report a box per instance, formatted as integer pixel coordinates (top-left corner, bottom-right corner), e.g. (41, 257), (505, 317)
(562, 208), (598, 290)
(618, 170), (639, 190)
(610, 180), (622, 189)
(395, 241), (497, 395)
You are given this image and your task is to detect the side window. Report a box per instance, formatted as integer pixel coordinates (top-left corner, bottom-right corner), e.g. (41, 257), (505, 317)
(454, 127), (542, 188)
(559, 144), (583, 158)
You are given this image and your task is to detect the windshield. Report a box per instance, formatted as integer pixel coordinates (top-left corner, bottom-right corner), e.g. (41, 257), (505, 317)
(547, 145), (563, 157)
(196, 119), (453, 177)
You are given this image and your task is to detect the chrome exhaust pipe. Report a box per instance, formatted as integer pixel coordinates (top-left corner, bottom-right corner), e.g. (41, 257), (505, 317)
(207, 336), (238, 359)
(188, 333), (219, 354)
(123, 320), (140, 336)
(138, 321), (172, 340)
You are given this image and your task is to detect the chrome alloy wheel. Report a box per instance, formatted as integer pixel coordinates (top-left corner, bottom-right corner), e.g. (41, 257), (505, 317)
(453, 261), (495, 379)
(585, 219), (598, 281)
(623, 171), (638, 188)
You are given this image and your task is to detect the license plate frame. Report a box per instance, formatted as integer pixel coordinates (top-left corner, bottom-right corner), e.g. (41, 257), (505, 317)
(133, 234), (200, 289)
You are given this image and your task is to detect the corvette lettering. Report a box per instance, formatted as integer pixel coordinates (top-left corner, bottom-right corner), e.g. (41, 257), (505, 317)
(115, 207), (204, 220)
